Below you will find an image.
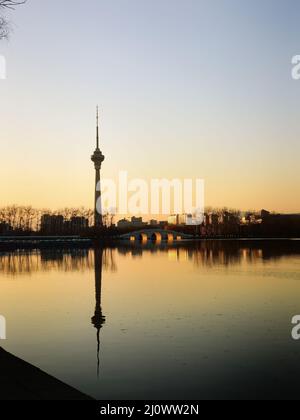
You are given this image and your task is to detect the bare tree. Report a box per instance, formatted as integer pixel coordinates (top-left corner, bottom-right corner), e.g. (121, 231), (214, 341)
(0, 0), (26, 40)
(0, 16), (9, 39)
(0, 1), (25, 7)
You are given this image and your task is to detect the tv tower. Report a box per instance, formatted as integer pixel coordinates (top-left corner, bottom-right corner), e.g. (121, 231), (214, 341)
(91, 107), (105, 227)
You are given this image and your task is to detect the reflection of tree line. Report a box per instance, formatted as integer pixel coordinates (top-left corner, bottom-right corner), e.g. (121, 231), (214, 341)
(0, 241), (299, 276)
(189, 240), (300, 267)
(0, 248), (117, 276)
(115, 240), (300, 266)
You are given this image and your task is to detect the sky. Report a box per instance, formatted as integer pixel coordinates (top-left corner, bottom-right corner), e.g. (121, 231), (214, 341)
(0, 0), (300, 213)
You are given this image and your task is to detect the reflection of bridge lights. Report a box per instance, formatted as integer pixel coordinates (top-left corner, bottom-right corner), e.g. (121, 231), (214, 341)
(182, 250), (188, 261)
(152, 232), (162, 243)
(168, 250), (179, 261)
(139, 233), (148, 242)
(167, 233), (174, 242)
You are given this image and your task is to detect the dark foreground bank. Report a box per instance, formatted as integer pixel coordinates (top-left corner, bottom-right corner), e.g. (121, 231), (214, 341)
(0, 347), (93, 400)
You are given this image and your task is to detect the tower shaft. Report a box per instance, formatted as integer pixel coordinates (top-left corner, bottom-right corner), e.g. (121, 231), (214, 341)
(94, 167), (102, 227)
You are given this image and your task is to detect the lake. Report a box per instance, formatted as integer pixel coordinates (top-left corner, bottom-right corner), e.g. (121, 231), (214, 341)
(0, 240), (300, 400)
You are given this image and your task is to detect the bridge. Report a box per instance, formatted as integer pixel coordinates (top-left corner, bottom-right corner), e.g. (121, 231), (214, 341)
(119, 229), (194, 242)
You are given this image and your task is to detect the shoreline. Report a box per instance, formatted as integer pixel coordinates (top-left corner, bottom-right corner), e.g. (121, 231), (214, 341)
(0, 347), (93, 400)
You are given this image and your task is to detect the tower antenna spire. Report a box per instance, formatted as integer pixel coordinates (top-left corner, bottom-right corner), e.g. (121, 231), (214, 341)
(96, 106), (99, 149)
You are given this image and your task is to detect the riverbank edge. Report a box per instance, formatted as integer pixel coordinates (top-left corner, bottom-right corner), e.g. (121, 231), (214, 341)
(0, 347), (94, 400)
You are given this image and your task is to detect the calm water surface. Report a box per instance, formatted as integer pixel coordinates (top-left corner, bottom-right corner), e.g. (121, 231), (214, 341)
(1, 240), (300, 400)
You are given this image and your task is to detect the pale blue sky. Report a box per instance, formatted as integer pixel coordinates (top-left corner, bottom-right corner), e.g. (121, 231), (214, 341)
(0, 0), (300, 211)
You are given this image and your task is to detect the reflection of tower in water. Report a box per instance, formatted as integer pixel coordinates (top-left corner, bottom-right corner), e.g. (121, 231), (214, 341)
(91, 247), (106, 377)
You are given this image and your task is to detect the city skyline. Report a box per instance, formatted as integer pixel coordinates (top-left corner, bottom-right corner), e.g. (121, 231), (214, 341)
(0, 0), (300, 213)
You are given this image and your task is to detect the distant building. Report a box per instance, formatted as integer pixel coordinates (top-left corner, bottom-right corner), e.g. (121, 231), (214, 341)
(168, 214), (188, 225)
(261, 209), (271, 219)
(131, 217), (146, 227)
(168, 215), (177, 225)
(117, 217), (147, 229)
(41, 215), (64, 234)
(255, 210), (300, 237)
(159, 221), (168, 228)
(261, 211), (300, 227)
(63, 220), (71, 232)
(41, 214), (89, 234)
(69, 217), (89, 234)
(261, 209), (300, 223)
(0, 222), (12, 235)
(117, 219), (131, 228)
(150, 219), (158, 226)
(201, 211), (240, 236)
(186, 213), (204, 225)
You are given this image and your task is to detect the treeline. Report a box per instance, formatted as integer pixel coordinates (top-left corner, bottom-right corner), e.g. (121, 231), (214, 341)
(0, 206), (97, 233)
